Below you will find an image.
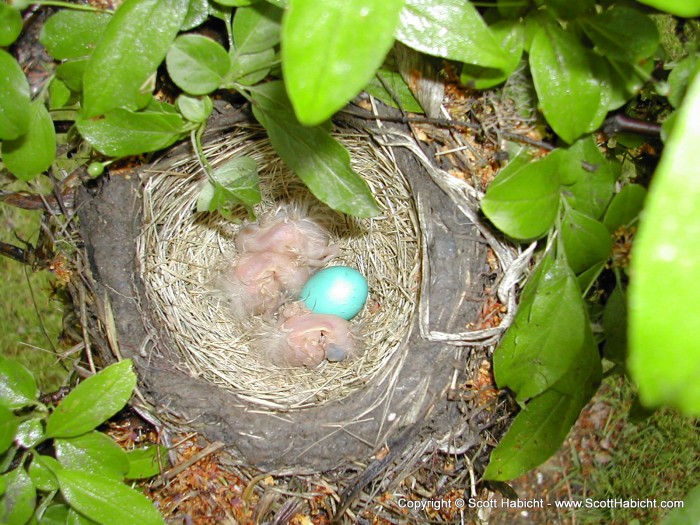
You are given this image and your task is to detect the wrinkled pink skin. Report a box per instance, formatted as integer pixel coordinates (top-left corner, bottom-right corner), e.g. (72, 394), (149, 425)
(224, 252), (310, 316)
(224, 213), (336, 318)
(234, 251), (310, 293)
(277, 312), (355, 367)
(235, 216), (336, 267)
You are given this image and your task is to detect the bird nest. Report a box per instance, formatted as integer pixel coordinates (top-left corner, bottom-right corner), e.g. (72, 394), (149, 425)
(76, 102), (524, 471)
(137, 126), (420, 410)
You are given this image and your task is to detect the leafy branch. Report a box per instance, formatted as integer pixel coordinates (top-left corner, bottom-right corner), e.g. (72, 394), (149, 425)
(0, 358), (167, 524)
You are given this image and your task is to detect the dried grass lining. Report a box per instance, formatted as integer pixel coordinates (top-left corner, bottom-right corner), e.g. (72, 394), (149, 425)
(136, 125), (420, 410)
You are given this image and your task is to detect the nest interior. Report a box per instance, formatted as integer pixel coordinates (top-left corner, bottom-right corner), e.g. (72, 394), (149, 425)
(78, 107), (509, 472)
(137, 126), (420, 410)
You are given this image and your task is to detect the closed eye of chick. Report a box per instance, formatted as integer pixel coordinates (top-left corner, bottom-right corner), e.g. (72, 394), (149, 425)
(261, 309), (357, 368)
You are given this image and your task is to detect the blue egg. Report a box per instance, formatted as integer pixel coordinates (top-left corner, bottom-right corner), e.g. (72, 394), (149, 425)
(300, 266), (368, 320)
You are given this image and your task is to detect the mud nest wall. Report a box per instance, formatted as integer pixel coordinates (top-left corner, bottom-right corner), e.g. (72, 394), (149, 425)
(78, 108), (517, 472)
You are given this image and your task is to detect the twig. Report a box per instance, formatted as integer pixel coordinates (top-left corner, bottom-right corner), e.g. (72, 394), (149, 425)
(74, 255), (96, 375)
(340, 107), (557, 151)
(0, 241), (32, 265)
(603, 114), (662, 137)
(24, 266), (56, 352)
(500, 130), (555, 151)
(340, 106), (480, 130)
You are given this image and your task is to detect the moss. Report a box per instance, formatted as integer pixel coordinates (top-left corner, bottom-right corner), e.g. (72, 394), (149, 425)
(578, 379), (700, 524)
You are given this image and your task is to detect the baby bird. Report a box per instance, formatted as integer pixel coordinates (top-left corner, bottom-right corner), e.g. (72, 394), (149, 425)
(235, 211), (337, 267)
(220, 208), (336, 319)
(263, 306), (356, 368)
(219, 251), (310, 318)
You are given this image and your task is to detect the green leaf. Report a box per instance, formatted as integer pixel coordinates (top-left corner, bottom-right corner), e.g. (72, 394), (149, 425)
(214, 0), (254, 5)
(634, 0), (700, 18)
(0, 50), (31, 140)
(603, 284), (627, 367)
(176, 95), (213, 123)
(667, 54), (699, 109)
(541, 0), (596, 19)
(145, 98), (179, 115)
(629, 70), (700, 416)
(48, 78), (73, 110)
(39, 10), (112, 60)
(166, 34), (230, 95)
(283, 0), (403, 125)
(232, 3), (282, 54)
(44, 360), (136, 439)
(28, 457), (58, 492)
(212, 157), (261, 205)
(126, 446), (168, 479)
(209, 1), (232, 23)
(0, 4), (22, 46)
(485, 326), (601, 480)
(67, 509), (99, 525)
(529, 23), (607, 144)
(0, 467), (36, 525)
(660, 110), (679, 143)
(605, 58), (651, 111)
(55, 469), (165, 525)
(660, 483), (700, 525)
(0, 405), (18, 455)
(15, 419), (44, 449)
(228, 3), (282, 86)
(38, 504), (70, 525)
(82, 0), (189, 117)
(55, 432), (130, 481)
(460, 19), (524, 90)
(251, 81), (381, 217)
(2, 100), (56, 181)
(364, 68), (423, 113)
(559, 136), (616, 219)
(0, 357), (39, 410)
(481, 152), (560, 240)
(493, 253), (588, 401)
(76, 108), (188, 157)
(561, 208), (612, 274)
(228, 47), (275, 86)
(397, 0), (508, 69)
(497, 0), (528, 18)
(197, 156), (261, 214)
(603, 184), (647, 232)
(182, 0), (210, 30)
(577, 259), (605, 293)
(196, 183), (216, 213)
(56, 58), (89, 93)
(522, 11), (547, 52)
(580, 6), (658, 63)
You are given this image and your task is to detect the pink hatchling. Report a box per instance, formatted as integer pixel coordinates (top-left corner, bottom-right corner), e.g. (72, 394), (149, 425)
(219, 209), (336, 319)
(220, 251), (310, 318)
(235, 212), (337, 267)
(264, 309), (356, 368)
